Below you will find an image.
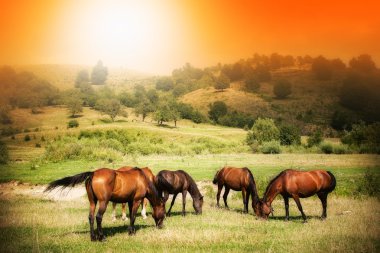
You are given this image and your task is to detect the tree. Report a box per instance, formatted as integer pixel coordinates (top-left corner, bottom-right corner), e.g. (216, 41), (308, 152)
(95, 98), (121, 121)
(91, 60), (108, 85)
(246, 118), (280, 145)
(269, 53), (283, 69)
(273, 79), (292, 99)
(0, 140), (9, 164)
(340, 72), (370, 111)
(312, 56), (333, 80)
(208, 101), (228, 122)
(279, 125), (301, 145)
(244, 77), (260, 92)
(75, 69), (89, 87)
(0, 105), (12, 124)
(156, 77), (174, 91)
(134, 99), (154, 122)
(63, 89), (83, 117)
(214, 73), (230, 91)
(349, 54), (376, 73)
(307, 129), (323, 147)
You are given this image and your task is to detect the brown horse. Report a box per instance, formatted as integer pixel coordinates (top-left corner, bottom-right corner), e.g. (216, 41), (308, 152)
(259, 169), (336, 222)
(213, 166), (260, 216)
(45, 167), (165, 241)
(156, 170), (204, 216)
(111, 166), (155, 221)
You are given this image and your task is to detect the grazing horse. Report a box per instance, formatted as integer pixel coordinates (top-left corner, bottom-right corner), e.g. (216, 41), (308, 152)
(213, 167), (260, 216)
(111, 166), (155, 221)
(45, 168), (165, 241)
(156, 170), (204, 216)
(259, 169), (336, 222)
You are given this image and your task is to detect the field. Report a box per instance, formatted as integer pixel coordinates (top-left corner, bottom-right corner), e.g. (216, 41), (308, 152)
(1, 106), (380, 252)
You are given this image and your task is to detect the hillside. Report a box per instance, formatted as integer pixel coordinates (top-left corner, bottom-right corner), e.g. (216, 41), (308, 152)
(182, 69), (344, 135)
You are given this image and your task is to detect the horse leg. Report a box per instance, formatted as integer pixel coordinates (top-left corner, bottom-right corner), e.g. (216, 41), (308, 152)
(163, 191), (170, 204)
(242, 189), (247, 213)
(121, 203), (128, 221)
(216, 184), (223, 207)
(292, 195), (307, 222)
(167, 193), (178, 217)
(245, 190), (251, 214)
(317, 192), (328, 219)
(141, 198), (148, 219)
(283, 196), (289, 221)
(223, 187), (230, 209)
(96, 200), (109, 241)
(182, 190), (187, 216)
(89, 200), (97, 241)
(111, 202), (117, 221)
(128, 200), (141, 236)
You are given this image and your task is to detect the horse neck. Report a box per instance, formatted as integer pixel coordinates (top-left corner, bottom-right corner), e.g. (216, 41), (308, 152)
(264, 179), (281, 205)
(187, 179), (201, 200)
(145, 182), (160, 206)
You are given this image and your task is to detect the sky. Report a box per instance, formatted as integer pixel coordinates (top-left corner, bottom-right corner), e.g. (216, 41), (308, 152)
(0, 0), (379, 74)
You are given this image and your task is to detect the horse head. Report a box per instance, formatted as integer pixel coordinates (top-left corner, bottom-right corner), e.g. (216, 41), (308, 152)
(193, 195), (204, 215)
(212, 170), (220, 184)
(258, 199), (273, 219)
(152, 199), (166, 228)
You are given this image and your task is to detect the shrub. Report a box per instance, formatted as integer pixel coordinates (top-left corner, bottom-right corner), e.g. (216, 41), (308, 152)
(0, 140), (9, 164)
(279, 125), (301, 145)
(355, 169), (380, 198)
(260, 141), (281, 154)
(208, 101), (228, 122)
(67, 119), (79, 128)
(247, 118), (280, 145)
(218, 111), (254, 129)
(24, 134), (31, 142)
(307, 129), (323, 147)
(320, 142), (333, 154)
(244, 78), (260, 92)
(273, 79), (292, 99)
(333, 144), (350, 154)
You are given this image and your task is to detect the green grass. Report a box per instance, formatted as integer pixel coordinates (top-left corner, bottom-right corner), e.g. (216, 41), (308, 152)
(0, 190), (379, 252)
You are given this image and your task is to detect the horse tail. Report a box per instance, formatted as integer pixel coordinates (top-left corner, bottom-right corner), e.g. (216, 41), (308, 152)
(44, 171), (93, 192)
(326, 171), (336, 193)
(246, 168), (259, 205)
(212, 170), (220, 185)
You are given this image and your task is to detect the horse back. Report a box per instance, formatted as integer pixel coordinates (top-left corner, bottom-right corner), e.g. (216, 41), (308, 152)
(284, 170), (334, 197)
(157, 170), (187, 193)
(113, 169), (148, 203)
(219, 167), (251, 191)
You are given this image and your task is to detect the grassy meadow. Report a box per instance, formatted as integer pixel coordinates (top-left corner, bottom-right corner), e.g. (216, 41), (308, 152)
(0, 106), (379, 252)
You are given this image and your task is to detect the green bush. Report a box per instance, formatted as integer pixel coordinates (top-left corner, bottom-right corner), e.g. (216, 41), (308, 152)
(260, 141), (281, 154)
(0, 140), (9, 164)
(247, 118), (280, 145)
(307, 129), (323, 147)
(355, 169), (380, 198)
(320, 142), (333, 154)
(67, 120), (79, 128)
(333, 144), (351, 154)
(279, 125), (301, 145)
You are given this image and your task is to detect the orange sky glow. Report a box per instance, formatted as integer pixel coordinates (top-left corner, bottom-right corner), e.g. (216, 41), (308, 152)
(1, 0), (379, 74)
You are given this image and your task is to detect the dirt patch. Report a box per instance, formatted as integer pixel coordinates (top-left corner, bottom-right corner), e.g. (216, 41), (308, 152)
(0, 181), (86, 201)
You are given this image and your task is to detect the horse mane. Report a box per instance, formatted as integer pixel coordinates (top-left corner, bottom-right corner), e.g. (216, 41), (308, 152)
(178, 170), (202, 198)
(244, 168), (259, 204)
(134, 167), (161, 203)
(263, 170), (287, 201)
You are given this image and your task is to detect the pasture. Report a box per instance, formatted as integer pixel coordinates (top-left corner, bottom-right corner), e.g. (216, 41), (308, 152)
(1, 107), (379, 252)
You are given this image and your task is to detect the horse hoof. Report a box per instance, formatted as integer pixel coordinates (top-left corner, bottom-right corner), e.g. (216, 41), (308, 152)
(98, 236), (106, 242)
(302, 220), (308, 224)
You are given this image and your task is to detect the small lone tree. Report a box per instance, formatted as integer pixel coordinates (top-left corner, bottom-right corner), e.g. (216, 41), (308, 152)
(214, 73), (230, 91)
(134, 99), (154, 122)
(63, 90), (83, 117)
(273, 79), (292, 99)
(91, 60), (108, 85)
(95, 98), (121, 121)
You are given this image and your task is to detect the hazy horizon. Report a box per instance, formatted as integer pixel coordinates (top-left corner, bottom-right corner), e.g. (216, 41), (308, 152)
(1, 0), (380, 75)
